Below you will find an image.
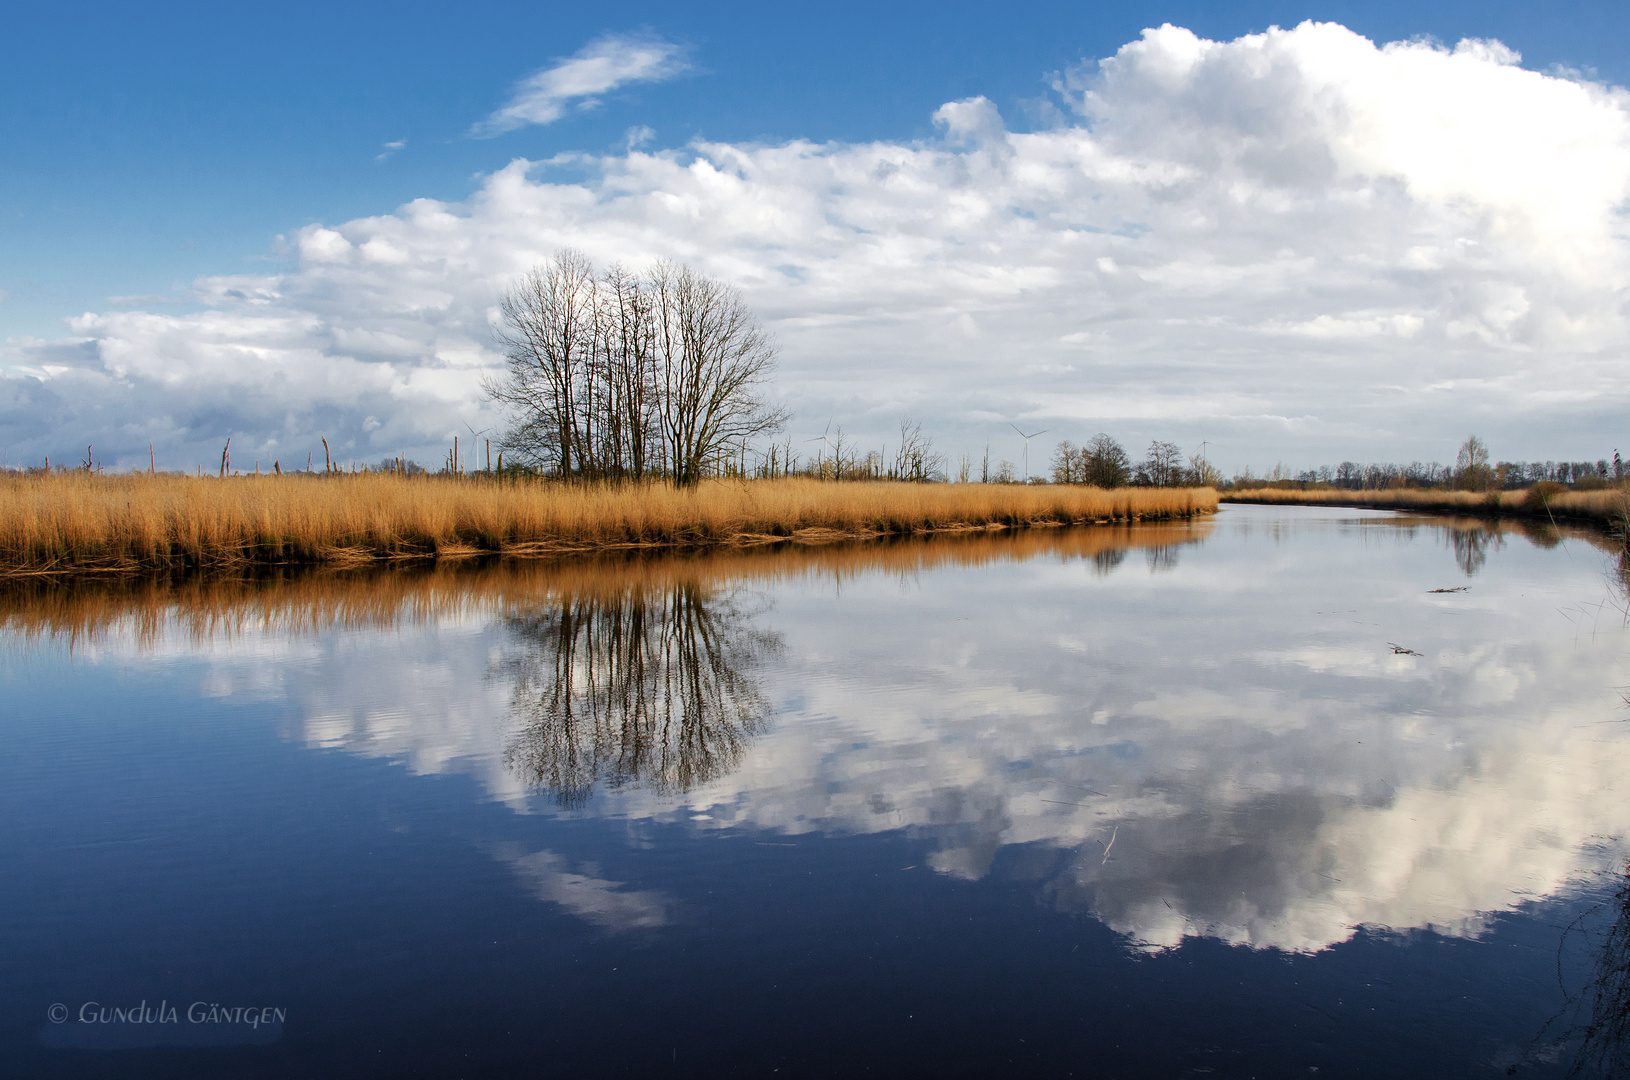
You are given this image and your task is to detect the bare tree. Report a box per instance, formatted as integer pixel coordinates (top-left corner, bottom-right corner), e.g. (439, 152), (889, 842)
(648, 261), (787, 486)
(1136, 440), (1184, 487)
(488, 251), (599, 475)
(1083, 433), (1131, 488)
(594, 262), (659, 481)
(891, 416), (942, 482)
(1187, 450), (1223, 487)
(1455, 434), (1493, 491)
(1050, 440), (1084, 484)
(488, 251), (785, 484)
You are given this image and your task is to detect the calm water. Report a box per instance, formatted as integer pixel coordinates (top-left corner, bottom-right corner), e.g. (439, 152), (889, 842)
(4, 505), (1630, 1078)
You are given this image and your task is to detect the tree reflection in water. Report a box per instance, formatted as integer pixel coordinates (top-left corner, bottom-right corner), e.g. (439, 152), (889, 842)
(498, 581), (781, 807)
(1448, 524), (1502, 577)
(1090, 548), (1127, 577)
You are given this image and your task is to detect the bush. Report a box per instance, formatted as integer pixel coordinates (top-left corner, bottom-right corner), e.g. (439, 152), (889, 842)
(1525, 481), (1566, 509)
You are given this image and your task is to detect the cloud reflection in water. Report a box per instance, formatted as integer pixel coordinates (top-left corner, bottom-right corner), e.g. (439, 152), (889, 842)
(7, 511), (1627, 954)
(489, 843), (669, 931)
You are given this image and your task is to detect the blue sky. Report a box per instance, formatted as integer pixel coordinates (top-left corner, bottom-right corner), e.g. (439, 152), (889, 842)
(8, 0), (1626, 336)
(4, 1), (1630, 472)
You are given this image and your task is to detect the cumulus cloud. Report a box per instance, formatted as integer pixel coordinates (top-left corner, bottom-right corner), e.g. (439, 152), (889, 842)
(5, 21), (1630, 471)
(471, 32), (690, 137)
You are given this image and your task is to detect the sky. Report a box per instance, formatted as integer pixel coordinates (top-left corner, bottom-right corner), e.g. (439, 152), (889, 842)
(4, 0), (1629, 475)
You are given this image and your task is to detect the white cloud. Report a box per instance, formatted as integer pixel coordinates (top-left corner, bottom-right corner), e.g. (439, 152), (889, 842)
(374, 139), (406, 163)
(471, 32), (689, 137)
(5, 20), (1630, 471)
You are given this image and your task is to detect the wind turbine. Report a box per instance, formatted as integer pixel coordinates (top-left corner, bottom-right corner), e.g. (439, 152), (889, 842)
(1010, 423), (1049, 483)
(806, 419), (834, 452)
(465, 421), (493, 473)
(806, 420), (839, 477)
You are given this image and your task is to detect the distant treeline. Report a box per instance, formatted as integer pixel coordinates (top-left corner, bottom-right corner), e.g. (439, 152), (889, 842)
(1230, 436), (1625, 492)
(753, 429), (1222, 488)
(1255, 459), (1620, 490)
(1048, 435), (1221, 488)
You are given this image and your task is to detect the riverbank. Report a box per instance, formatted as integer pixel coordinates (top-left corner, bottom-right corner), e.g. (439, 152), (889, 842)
(0, 518), (1216, 642)
(1222, 486), (1629, 533)
(0, 473), (1217, 576)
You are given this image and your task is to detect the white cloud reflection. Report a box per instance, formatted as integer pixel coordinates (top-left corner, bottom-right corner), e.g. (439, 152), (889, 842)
(490, 843), (669, 930)
(25, 509), (1630, 953)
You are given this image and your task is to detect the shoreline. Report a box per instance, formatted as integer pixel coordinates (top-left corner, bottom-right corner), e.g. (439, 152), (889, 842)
(1221, 487), (1629, 536)
(0, 474), (1217, 578)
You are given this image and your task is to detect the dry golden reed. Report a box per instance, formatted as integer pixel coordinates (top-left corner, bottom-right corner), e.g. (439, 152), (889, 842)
(0, 472), (1216, 576)
(0, 518), (1214, 646)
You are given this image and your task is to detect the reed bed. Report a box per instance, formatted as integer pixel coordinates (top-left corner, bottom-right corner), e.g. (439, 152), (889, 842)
(0, 472), (1216, 576)
(0, 518), (1214, 646)
(1223, 485), (1630, 532)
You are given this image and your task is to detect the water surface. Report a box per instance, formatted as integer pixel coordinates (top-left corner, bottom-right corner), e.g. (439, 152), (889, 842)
(4, 505), (1629, 1077)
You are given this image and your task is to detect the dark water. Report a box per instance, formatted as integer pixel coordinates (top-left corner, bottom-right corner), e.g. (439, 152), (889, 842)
(4, 505), (1630, 1078)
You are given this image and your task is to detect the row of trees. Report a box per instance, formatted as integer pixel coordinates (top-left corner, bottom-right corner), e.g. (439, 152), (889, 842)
(1250, 437), (1624, 492)
(488, 251), (786, 485)
(1050, 436), (1221, 488)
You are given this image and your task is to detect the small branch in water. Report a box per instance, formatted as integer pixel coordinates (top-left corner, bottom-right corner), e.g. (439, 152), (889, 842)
(1101, 825), (1118, 865)
(1428, 586), (1469, 593)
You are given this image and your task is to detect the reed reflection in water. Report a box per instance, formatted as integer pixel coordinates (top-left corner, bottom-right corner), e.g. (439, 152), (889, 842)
(0, 521), (1210, 648)
(1575, 870), (1630, 1078)
(0, 526), (1215, 815)
(1527, 865), (1630, 1077)
(498, 580), (780, 807)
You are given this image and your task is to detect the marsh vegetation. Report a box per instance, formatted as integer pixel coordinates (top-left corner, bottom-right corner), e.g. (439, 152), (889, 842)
(0, 472), (1216, 577)
(0, 520), (1215, 643)
(1221, 484), (1630, 533)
